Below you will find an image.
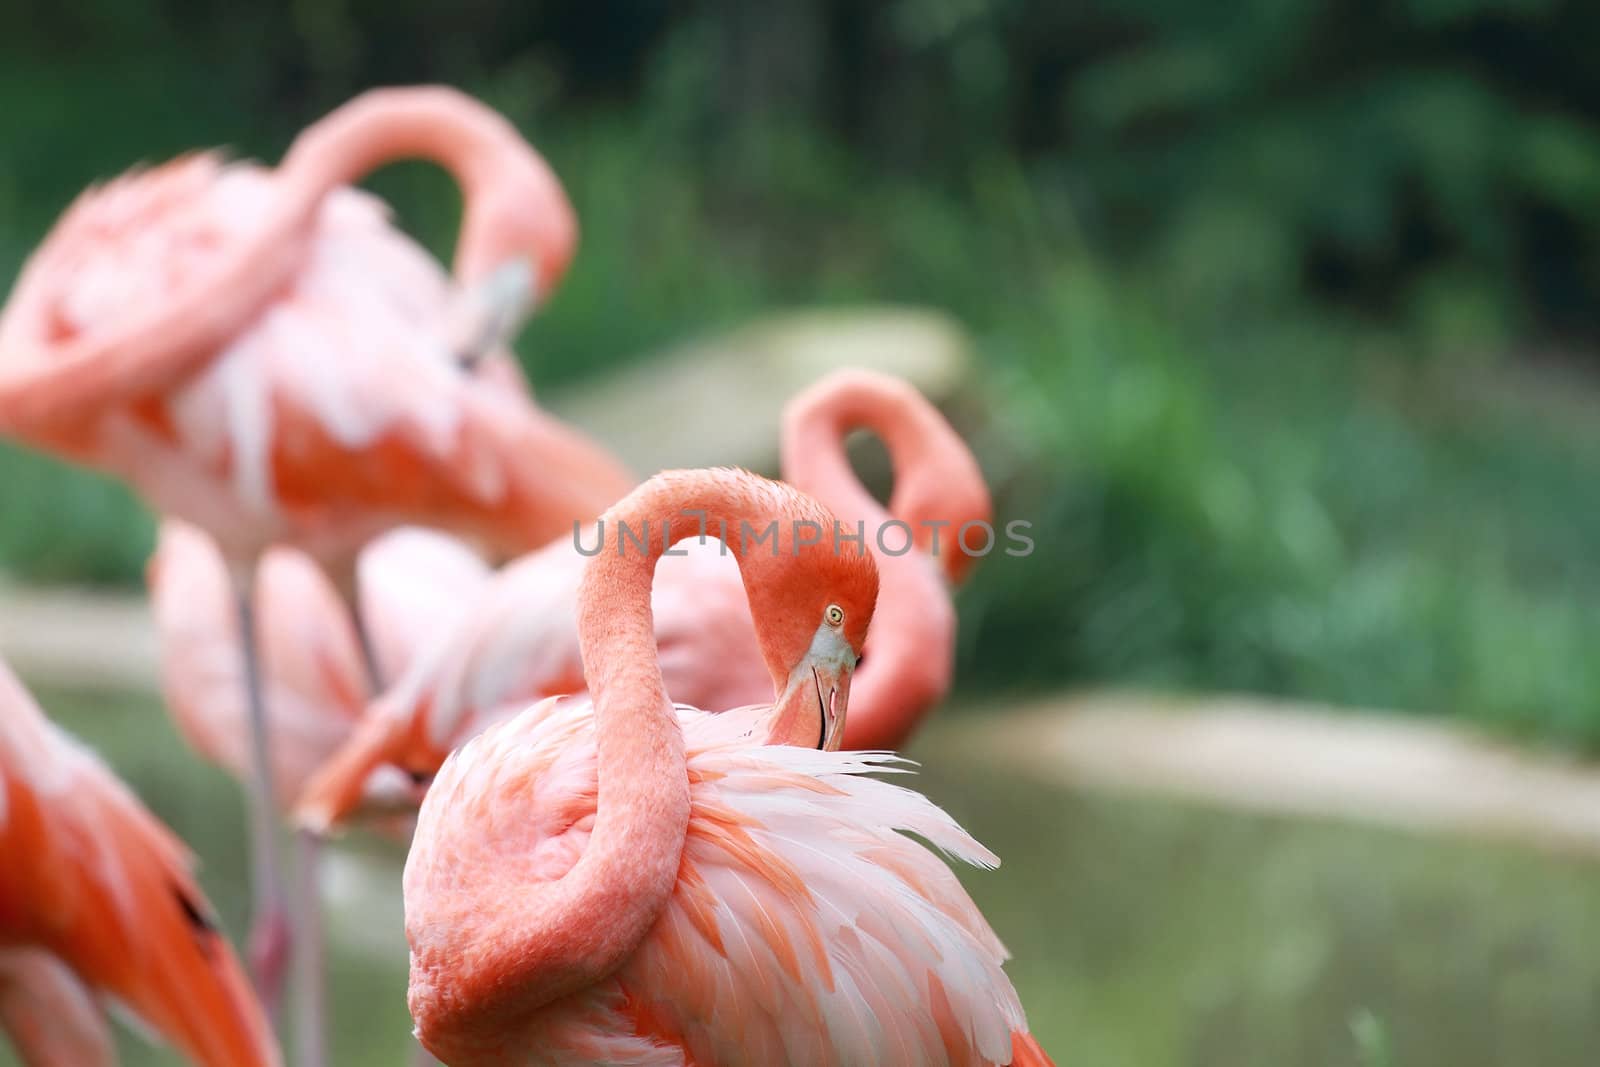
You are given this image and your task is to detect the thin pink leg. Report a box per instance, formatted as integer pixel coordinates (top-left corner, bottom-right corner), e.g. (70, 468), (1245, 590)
(340, 582), (443, 1067)
(351, 606), (385, 696)
(290, 564), (380, 1067)
(327, 556), (385, 694)
(292, 830), (327, 1067)
(231, 565), (291, 1018)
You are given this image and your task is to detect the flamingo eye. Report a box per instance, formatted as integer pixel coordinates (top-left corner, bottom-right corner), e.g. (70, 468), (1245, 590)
(825, 604), (845, 627)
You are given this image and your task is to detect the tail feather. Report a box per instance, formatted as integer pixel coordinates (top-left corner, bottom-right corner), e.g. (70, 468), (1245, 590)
(0, 721), (281, 1067)
(62, 751), (282, 1067)
(1009, 1030), (1056, 1067)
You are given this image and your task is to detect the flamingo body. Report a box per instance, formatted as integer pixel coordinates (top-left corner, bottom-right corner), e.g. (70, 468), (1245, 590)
(406, 696), (1038, 1066)
(400, 468), (1048, 1066)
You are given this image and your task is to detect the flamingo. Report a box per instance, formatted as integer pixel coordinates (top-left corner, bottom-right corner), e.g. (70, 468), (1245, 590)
(0, 657), (280, 1067)
(401, 467), (1048, 1065)
(0, 85), (633, 1022)
(296, 369), (992, 829)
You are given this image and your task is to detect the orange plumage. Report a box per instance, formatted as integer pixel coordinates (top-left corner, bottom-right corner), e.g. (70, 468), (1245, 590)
(0, 659), (279, 1067)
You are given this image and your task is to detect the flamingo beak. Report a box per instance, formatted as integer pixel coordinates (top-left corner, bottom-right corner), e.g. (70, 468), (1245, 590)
(359, 764), (433, 815)
(453, 257), (536, 368)
(495, 255), (540, 315)
(810, 658), (853, 752)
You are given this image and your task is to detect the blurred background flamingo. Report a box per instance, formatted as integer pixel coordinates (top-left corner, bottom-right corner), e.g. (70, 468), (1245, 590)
(0, 85), (633, 1064)
(0, 657), (280, 1067)
(296, 368), (992, 830)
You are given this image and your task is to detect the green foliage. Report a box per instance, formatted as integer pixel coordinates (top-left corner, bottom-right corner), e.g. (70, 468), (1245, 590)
(1351, 1009), (1393, 1067)
(2, 4), (1600, 748)
(0, 444), (151, 583)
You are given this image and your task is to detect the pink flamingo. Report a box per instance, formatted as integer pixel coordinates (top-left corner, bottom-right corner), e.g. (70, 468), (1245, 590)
(296, 369), (991, 829)
(0, 85), (633, 1023)
(402, 467), (1050, 1065)
(0, 657), (280, 1067)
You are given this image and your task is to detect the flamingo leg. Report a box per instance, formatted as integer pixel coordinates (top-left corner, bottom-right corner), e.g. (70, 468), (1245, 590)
(289, 560), (381, 1067)
(326, 554), (385, 694)
(231, 566), (291, 1018)
(291, 830), (328, 1067)
(351, 607), (386, 696)
(331, 575), (441, 1067)
(313, 586), (446, 1067)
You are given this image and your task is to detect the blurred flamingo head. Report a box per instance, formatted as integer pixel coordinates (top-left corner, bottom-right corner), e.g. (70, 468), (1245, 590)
(458, 150), (578, 312)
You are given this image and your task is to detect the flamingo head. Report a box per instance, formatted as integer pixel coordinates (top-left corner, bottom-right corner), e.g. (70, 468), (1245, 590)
(742, 508), (879, 750)
(457, 151), (578, 315)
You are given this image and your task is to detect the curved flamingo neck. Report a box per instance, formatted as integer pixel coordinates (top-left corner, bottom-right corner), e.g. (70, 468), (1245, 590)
(280, 86), (575, 284)
(781, 372), (987, 750)
(0, 87), (571, 442)
(784, 373), (989, 577)
(413, 472), (807, 1040)
(283, 88), (511, 202)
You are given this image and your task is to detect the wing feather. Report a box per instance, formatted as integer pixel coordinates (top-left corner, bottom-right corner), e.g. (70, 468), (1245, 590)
(612, 718), (1029, 1066)
(413, 698), (1036, 1065)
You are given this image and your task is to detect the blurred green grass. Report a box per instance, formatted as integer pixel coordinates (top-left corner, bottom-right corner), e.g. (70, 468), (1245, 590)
(10, 684), (1600, 1066)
